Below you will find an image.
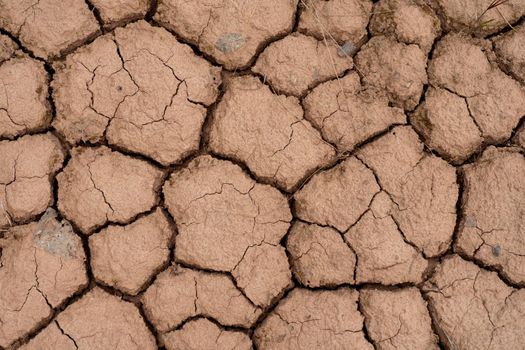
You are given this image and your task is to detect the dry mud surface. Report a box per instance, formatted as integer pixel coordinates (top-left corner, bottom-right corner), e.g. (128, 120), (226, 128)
(0, 0), (524, 349)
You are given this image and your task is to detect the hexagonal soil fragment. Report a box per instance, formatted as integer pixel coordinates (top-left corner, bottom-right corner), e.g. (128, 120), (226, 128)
(231, 243), (292, 307)
(164, 155), (292, 303)
(370, 0), (440, 54)
(494, 23), (525, 85)
(345, 192), (428, 285)
(52, 20), (221, 166)
(89, 208), (172, 295)
(354, 35), (427, 111)
(360, 288), (439, 350)
(162, 318), (252, 350)
(298, 0), (372, 45)
(57, 146), (163, 234)
(430, 0), (525, 37)
(0, 55), (50, 139)
(0, 211), (87, 348)
(455, 147), (525, 285)
(0, 134), (65, 228)
(423, 255), (525, 350)
(412, 87), (483, 163)
(357, 126), (458, 257)
(0, 0), (99, 60)
(286, 221), (356, 287)
(428, 34), (525, 144)
(209, 75), (335, 191)
(294, 156), (380, 232)
(22, 287), (156, 350)
(253, 33), (353, 97)
(142, 266), (262, 333)
(303, 72), (406, 152)
(254, 288), (373, 349)
(90, 0), (150, 28)
(154, 0), (298, 70)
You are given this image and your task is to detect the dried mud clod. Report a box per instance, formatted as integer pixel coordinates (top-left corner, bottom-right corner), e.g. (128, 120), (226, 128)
(253, 33), (353, 97)
(298, 0), (372, 45)
(57, 146), (163, 235)
(90, 0), (150, 29)
(154, 0), (299, 70)
(360, 287), (440, 349)
(162, 318), (252, 350)
(356, 126), (458, 258)
(89, 208), (172, 295)
(163, 155), (293, 306)
(0, 0), (100, 60)
(423, 255), (525, 350)
(455, 147), (525, 285)
(369, 0), (441, 54)
(303, 71), (407, 153)
(414, 33), (525, 162)
(0, 210), (87, 348)
(209, 75), (336, 192)
(354, 36), (427, 111)
(286, 221), (356, 287)
(493, 22), (525, 85)
(0, 134), (65, 228)
(254, 288), (374, 349)
(52, 20), (221, 166)
(141, 265), (262, 333)
(20, 287), (156, 349)
(0, 43), (51, 139)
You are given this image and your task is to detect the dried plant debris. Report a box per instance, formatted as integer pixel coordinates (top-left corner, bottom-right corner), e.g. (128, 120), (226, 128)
(429, 0), (525, 37)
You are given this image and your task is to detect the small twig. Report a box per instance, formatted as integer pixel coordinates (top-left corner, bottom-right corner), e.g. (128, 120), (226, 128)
(477, 0), (514, 31)
(495, 6), (514, 30)
(0, 202), (13, 227)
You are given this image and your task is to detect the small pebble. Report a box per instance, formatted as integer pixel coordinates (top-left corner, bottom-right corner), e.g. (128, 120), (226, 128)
(492, 245), (501, 257)
(338, 41), (357, 57)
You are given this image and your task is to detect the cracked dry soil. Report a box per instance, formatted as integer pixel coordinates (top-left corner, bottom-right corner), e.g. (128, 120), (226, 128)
(0, 0), (524, 349)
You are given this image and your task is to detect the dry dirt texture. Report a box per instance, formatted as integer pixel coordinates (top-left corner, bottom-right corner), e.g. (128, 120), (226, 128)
(0, 0), (524, 349)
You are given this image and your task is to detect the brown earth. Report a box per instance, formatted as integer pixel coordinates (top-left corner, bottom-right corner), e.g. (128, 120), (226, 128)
(0, 0), (524, 349)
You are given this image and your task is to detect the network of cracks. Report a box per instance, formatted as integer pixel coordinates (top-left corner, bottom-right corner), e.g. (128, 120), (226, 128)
(1, 0), (525, 349)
